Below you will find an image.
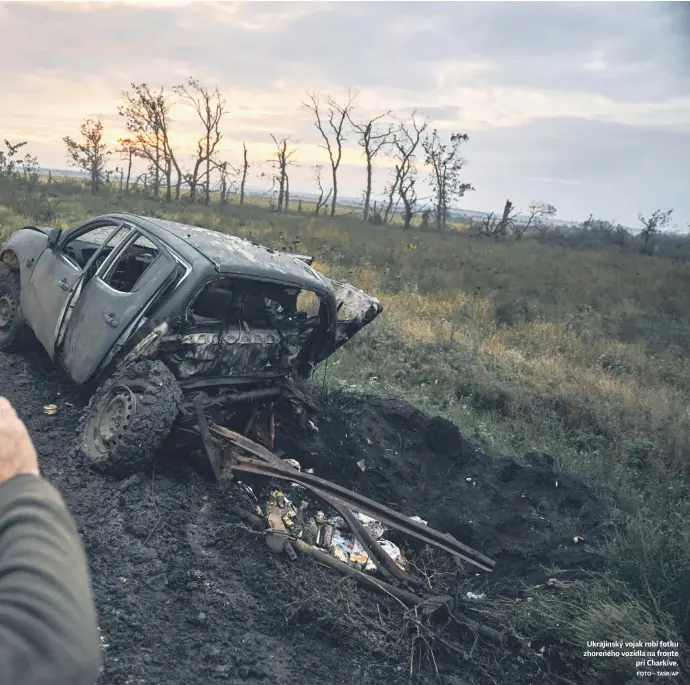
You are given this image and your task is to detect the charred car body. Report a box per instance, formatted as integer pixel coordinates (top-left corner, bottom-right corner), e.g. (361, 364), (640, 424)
(0, 213), (382, 473)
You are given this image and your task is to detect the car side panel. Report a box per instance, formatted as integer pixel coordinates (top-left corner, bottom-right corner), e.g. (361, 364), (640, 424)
(1, 228), (51, 293)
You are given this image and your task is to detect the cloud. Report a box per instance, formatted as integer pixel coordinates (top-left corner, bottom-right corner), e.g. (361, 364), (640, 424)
(0, 1), (687, 227)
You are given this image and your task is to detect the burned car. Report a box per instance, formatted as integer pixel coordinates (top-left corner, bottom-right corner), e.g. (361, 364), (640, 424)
(0, 213), (382, 473)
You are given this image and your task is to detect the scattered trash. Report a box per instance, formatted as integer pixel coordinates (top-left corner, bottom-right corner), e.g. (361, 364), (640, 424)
(410, 515), (428, 525)
(466, 591), (486, 601)
(350, 541), (370, 566)
(307, 420), (319, 433)
(573, 536), (585, 545)
(377, 540), (406, 570)
(354, 512), (386, 539)
(547, 578), (568, 588)
(317, 522), (334, 549)
(283, 458), (301, 471)
(43, 404), (58, 416)
(465, 477), (473, 482)
(356, 459), (366, 472)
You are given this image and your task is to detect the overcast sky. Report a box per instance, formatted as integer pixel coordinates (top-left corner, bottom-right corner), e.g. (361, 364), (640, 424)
(1, 1), (688, 227)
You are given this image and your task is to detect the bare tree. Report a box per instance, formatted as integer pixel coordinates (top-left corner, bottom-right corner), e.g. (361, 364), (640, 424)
(383, 112), (428, 225)
(638, 209), (673, 248)
(63, 119), (110, 194)
(515, 200), (557, 238)
(213, 160), (238, 204)
(240, 143), (249, 205)
(495, 199), (518, 238)
(174, 78), (227, 204)
(478, 212), (498, 237)
(423, 129), (473, 232)
(119, 83), (182, 201)
(476, 200), (522, 239)
(116, 137), (139, 194)
(348, 111), (392, 222)
(303, 90), (356, 217)
(398, 174), (419, 230)
(313, 164), (332, 216)
(268, 135), (297, 213)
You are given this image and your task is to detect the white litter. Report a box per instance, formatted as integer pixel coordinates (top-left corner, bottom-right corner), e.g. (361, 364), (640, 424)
(466, 591), (486, 601)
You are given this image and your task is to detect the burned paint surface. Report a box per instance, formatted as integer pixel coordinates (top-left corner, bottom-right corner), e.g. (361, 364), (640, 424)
(331, 280), (383, 351)
(141, 217), (330, 294)
(3, 212), (383, 390)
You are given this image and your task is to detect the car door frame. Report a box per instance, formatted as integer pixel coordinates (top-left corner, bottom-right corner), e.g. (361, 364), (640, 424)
(56, 224), (179, 384)
(52, 219), (134, 353)
(23, 218), (127, 358)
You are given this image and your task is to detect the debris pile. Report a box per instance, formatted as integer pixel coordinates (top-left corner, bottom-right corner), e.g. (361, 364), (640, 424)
(256, 472), (413, 574)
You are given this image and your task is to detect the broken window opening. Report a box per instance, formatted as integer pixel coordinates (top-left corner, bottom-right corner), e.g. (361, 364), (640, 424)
(189, 278), (324, 329)
(61, 223), (122, 269)
(102, 234), (160, 294)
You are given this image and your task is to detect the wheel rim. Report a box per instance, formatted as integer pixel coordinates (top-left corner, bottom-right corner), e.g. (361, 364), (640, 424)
(0, 292), (17, 333)
(92, 385), (137, 456)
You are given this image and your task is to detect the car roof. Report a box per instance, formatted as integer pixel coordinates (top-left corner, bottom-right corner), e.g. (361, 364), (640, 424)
(107, 213), (332, 295)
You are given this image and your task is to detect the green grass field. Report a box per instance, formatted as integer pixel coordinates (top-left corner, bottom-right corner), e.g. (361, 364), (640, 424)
(2, 183), (688, 682)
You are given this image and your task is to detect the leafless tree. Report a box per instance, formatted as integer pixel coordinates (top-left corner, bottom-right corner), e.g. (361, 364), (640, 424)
(213, 160), (239, 204)
(303, 90), (357, 217)
(515, 200), (557, 238)
(479, 212), (499, 237)
(638, 208), (673, 247)
(348, 111), (392, 222)
(116, 137), (139, 194)
(240, 143), (249, 205)
(269, 135), (297, 213)
(423, 129), (473, 232)
(313, 164), (332, 216)
(119, 83), (182, 201)
(496, 199), (518, 238)
(477, 200), (518, 239)
(174, 78), (227, 204)
(63, 119), (110, 194)
(384, 112), (429, 225)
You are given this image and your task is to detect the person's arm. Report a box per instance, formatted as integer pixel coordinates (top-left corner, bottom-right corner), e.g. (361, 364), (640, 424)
(0, 397), (102, 685)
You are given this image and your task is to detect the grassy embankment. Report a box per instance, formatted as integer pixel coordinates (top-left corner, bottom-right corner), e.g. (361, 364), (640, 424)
(1, 186), (688, 682)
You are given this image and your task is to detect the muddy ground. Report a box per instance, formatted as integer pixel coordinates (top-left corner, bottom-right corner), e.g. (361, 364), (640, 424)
(0, 338), (616, 685)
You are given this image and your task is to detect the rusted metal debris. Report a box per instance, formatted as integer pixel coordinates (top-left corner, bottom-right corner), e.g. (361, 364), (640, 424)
(193, 402), (505, 647)
(195, 406), (495, 574)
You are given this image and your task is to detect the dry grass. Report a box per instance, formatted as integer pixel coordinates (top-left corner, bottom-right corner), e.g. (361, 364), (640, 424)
(3, 183), (689, 677)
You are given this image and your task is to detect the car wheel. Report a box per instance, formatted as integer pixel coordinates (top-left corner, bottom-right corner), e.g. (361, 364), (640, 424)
(79, 359), (182, 476)
(0, 263), (24, 351)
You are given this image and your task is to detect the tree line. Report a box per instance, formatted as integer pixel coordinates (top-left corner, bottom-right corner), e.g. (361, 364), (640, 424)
(57, 79), (485, 232)
(3, 74), (680, 242)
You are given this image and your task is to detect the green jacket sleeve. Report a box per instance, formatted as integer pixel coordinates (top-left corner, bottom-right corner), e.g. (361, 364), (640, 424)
(0, 474), (102, 685)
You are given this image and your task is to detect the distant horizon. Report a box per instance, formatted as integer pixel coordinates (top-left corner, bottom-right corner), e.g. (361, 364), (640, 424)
(1, 2), (687, 230)
(37, 166), (633, 230)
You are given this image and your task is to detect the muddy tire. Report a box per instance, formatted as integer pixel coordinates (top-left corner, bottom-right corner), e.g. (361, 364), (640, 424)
(0, 264), (24, 351)
(79, 360), (182, 476)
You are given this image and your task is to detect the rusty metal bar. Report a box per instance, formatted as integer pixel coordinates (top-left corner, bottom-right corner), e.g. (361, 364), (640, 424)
(291, 538), (426, 607)
(230, 456), (495, 572)
(194, 395), (225, 482)
(204, 423), (495, 572)
(210, 425), (423, 584)
(328, 496), (424, 588)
